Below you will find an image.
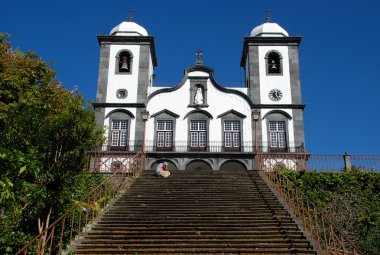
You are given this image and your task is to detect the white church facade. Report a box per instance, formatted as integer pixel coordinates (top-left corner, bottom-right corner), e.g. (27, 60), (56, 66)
(92, 17), (306, 171)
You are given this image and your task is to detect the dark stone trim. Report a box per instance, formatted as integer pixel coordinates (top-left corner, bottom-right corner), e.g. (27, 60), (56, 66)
(240, 36), (302, 67)
(292, 108), (306, 149)
(288, 46), (302, 104)
(97, 35), (157, 67)
(105, 109), (135, 119)
(96, 44), (110, 104)
(92, 103), (146, 108)
(217, 109), (247, 119)
(262, 110), (292, 120)
(134, 45), (149, 141)
(151, 109), (180, 118)
(137, 45), (150, 103)
(187, 104), (209, 108)
(95, 44), (110, 126)
(147, 65), (255, 108)
(185, 65), (214, 75)
(249, 46), (260, 104)
(252, 104), (305, 109)
(95, 108), (106, 127)
(184, 109), (213, 120)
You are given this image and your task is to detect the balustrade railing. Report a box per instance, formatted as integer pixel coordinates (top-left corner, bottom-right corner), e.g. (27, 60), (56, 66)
(93, 140), (306, 154)
(258, 153), (380, 172)
(307, 154), (380, 172)
(16, 152), (145, 255)
(258, 154), (365, 255)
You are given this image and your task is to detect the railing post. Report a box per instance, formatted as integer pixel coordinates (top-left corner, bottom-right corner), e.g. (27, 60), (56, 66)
(343, 152), (351, 172)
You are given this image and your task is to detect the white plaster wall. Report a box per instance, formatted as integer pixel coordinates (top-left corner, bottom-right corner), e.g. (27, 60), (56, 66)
(148, 86), (170, 94)
(258, 46), (292, 104)
(146, 73), (252, 146)
(226, 87), (248, 94)
(106, 45), (141, 103)
(187, 71), (209, 77)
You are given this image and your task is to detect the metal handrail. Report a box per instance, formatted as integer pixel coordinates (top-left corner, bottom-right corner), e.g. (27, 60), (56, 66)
(16, 151), (145, 255)
(258, 153), (365, 255)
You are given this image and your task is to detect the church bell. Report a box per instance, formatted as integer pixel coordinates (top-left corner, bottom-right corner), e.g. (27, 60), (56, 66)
(120, 56), (129, 72)
(270, 60), (277, 71)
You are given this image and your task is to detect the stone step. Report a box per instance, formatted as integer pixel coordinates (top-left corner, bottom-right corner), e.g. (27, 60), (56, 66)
(85, 233), (307, 240)
(87, 229), (304, 235)
(98, 218), (294, 223)
(80, 238), (310, 245)
(75, 247), (317, 255)
(74, 170), (316, 254)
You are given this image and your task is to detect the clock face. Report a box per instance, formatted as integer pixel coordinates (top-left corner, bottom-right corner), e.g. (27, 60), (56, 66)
(269, 89), (283, 101)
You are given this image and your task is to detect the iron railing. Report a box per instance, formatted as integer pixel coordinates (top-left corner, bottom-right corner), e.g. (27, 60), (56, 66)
(95, 140), (306, 154)
(258, 153), (365, 255)
(258, 153), (380, 172)
(15, 152), (145, 255)
(307, 154), (380, 172)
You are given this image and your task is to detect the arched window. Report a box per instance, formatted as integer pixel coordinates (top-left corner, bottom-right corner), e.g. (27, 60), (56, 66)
(263, 110), (292, 152)
(105, 110), (135, 151)
(266, 51), (282, 75)
(151, 109), (180, 152)
(116, 51), (133, 74)
(217, 110), (247, 152)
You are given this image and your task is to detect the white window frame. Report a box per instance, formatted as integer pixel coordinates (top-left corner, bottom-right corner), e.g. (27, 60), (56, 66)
(224, 121), (240, 148)
(269, 121), (287, 148)
(190, 120), (207, 148)
(156, 120), (173, 149)
(111, 120), (128, 148)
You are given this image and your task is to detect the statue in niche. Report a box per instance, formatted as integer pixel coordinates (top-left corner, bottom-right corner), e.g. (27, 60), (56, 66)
(194, 87), (204, 105)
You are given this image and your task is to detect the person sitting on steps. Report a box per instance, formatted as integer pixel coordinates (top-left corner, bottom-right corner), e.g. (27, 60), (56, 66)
(156, 161), (170, 178)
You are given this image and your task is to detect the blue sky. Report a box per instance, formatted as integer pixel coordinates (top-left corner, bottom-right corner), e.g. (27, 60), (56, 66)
(1, 0), (379, 154)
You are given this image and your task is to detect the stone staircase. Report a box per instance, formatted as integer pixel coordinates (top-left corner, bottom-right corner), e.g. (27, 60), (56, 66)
(74, 169), (317, 254)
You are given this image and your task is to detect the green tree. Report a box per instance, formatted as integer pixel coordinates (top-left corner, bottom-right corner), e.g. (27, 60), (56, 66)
(0, 33), (104, 253)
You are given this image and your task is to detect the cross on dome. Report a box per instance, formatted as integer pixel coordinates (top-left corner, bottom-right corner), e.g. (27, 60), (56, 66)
(128, 8), (135, 22)
(265, 8), (272, 22)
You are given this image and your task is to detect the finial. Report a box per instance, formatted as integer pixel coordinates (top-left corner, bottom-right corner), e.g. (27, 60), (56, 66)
(128, 8), (135, 22)
(196, 49), (203, 65)
(265, 8), (272, 22)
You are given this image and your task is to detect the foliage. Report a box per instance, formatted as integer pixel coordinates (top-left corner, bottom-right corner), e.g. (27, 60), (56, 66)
(282, 169), (380, 255)
(0, 33), (104, 254)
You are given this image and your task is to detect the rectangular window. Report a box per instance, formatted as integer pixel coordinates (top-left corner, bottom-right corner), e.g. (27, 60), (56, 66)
(224, 121), (240, 151)
(111, 120), (128, 150)
(190, 120), (207, 151)
(269, 121), (287, 150)
(156, 120), (173, 151)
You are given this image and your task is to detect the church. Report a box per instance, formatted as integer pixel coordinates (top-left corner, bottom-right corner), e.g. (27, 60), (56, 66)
(92, 16), (306, 171)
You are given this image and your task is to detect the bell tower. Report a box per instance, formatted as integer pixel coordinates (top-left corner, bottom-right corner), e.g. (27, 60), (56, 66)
(94, 19), (157, 145)
(241, 17), (306, 151)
